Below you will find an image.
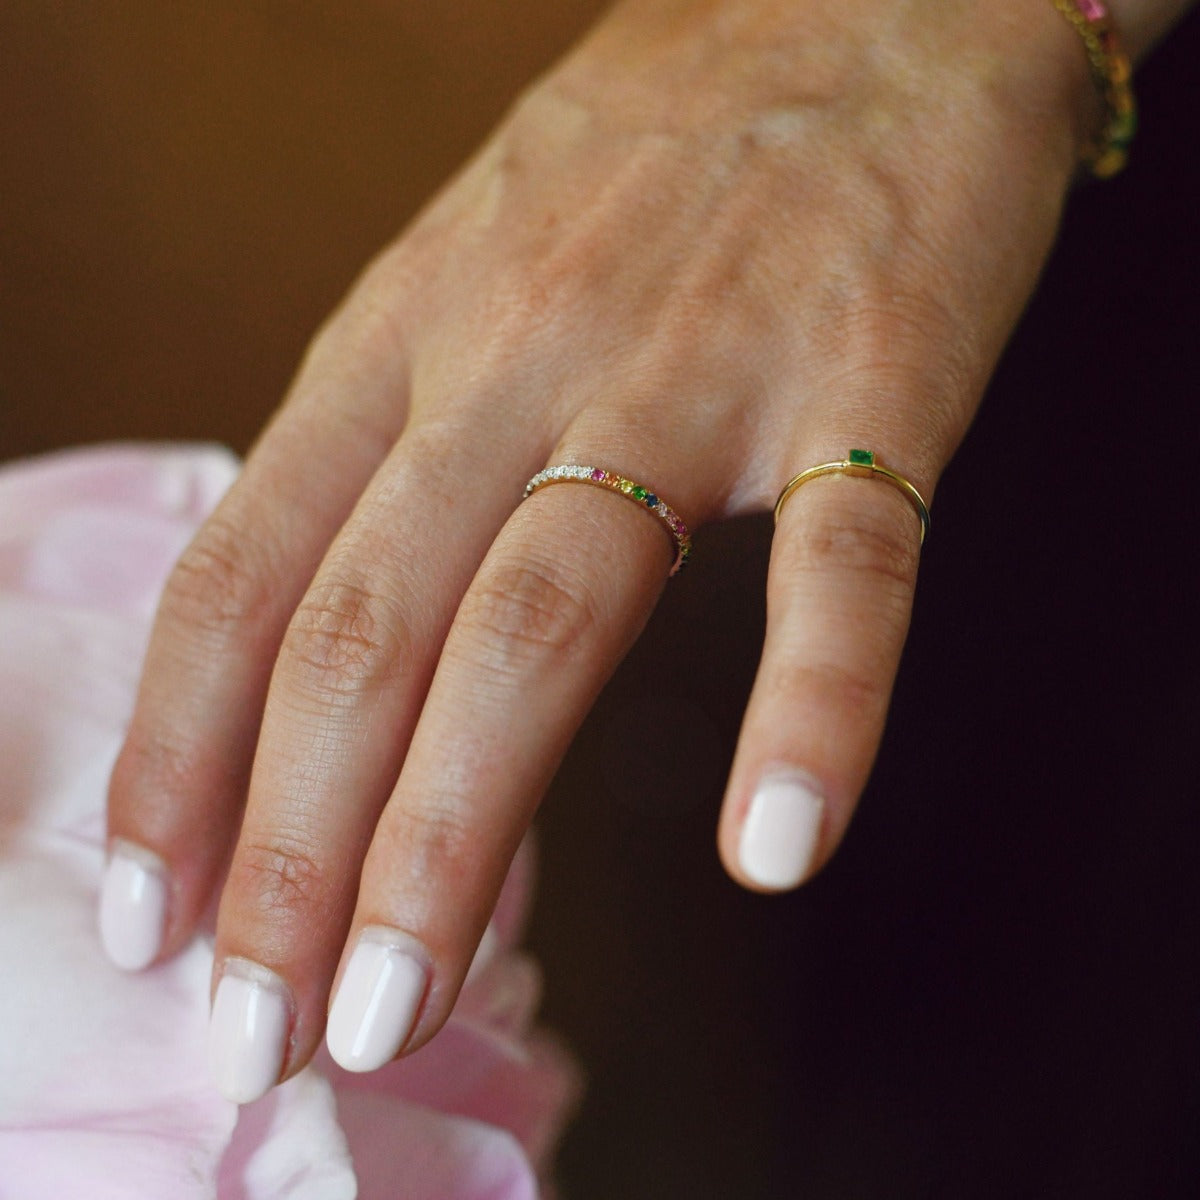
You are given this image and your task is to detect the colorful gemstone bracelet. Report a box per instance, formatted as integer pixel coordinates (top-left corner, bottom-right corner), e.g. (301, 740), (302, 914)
(1051, 0), (1137, 178)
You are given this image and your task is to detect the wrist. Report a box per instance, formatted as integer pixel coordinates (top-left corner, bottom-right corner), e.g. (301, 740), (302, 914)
(558, 0), (1193, 186)
(557, 0), (1101, 184)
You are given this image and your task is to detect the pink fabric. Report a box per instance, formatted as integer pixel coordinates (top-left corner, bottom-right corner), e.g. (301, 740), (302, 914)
(0, 444), (580, 1199)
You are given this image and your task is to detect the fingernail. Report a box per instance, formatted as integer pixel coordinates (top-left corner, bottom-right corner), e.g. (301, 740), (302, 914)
(326, 927), (429, 1073)
(738, 769), (825, 890)
(98, 840), (168, 970)
(208, 959), (291, 1104)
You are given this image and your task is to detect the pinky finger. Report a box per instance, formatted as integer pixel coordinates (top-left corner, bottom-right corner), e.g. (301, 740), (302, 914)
(717, 456), (929, 892)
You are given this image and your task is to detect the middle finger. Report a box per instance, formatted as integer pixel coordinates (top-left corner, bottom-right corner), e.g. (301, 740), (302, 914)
(325, 436), (710, 1073)
(207, 401), (551, 1104)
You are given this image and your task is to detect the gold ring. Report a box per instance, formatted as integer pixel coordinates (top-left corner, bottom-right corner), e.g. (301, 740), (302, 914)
(773, 449), (930, 545)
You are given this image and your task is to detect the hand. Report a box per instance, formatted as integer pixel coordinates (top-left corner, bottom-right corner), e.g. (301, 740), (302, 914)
(103, 0), (1095, 1102)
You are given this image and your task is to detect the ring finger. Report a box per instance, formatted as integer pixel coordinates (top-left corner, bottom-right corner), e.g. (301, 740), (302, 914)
(319, 424), (720, 1078)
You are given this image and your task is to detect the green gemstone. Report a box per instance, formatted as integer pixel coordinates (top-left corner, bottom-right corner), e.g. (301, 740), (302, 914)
(631, 486), (648, 501)
(848, 449), (875, 466)
(1111, 110), (1137, 141)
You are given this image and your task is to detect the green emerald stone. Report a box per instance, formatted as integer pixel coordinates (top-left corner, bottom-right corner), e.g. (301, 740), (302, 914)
(631, 486), (648, 501)
(848, 449), (875, 466)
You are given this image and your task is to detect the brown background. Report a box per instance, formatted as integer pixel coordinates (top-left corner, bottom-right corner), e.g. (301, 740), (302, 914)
(4, 4), (1200, 1197)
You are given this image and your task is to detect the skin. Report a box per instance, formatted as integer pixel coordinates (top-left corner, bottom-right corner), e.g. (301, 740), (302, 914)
(106, 0), (1194, 1088)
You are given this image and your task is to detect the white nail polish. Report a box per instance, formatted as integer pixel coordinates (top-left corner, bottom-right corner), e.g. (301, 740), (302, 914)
(98, 841), (168, 971)
(208, 959), (290, 1104)
(738, 770), (825, 890)
(326, 928), (429, 1073)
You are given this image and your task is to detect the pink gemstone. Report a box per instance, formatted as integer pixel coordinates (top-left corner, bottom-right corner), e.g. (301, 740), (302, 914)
(590, 468), (606, 481)
(1077, 0), (1106, 21)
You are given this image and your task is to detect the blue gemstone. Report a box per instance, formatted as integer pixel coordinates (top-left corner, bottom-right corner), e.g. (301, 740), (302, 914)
(645, 493), (658, 507)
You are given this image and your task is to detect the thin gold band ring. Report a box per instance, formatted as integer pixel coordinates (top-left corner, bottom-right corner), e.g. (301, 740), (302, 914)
(773, 449), (930, 545)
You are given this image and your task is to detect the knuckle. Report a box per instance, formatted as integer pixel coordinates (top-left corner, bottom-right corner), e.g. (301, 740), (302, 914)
(332, 258), (413, 367)
(311, 243), (414, 356)
(817, 289), (976, 459)
(111, 726), (220, 803)
(393, 797), (476, 880)
(791, 505), (918, 594)
(234, 834), (327, 922)
(283, 577), (412, 699)
(457, 559), (600, 669)
(466, 258), (588, 376)
(840, 296), (931, 366)
(163, 514), (275, 637)
(769, 658), (889, 725)
(825, 284), (958, 378)
(393, 418), (480, 503)
(494, 257), (570, 326)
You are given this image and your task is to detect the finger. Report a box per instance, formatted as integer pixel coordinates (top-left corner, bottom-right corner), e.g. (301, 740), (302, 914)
(206, 405), (552, 1101)
(322, 452), (705, 1074)
(717, 442), (931, 893)
(101, 263), (414, 971)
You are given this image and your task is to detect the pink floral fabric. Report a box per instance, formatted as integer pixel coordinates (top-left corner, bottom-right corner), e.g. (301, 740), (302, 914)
(0, 445), (579, 1199)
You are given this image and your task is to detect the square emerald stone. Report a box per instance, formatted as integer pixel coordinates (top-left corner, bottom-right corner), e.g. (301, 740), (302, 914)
(848, 449), (875, 467)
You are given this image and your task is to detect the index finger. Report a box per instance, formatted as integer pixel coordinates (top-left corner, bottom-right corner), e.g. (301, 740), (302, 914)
(100, 274), (413, 970)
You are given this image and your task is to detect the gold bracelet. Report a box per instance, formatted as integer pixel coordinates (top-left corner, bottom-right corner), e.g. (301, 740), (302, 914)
(1051, 0), (1137, 178)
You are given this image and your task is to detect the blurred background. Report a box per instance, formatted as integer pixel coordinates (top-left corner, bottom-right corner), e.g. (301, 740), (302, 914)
(3, 4), (1199, 1196)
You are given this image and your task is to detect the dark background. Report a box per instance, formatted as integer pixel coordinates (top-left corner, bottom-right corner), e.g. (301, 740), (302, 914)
(3, 5), (1198, 1196)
